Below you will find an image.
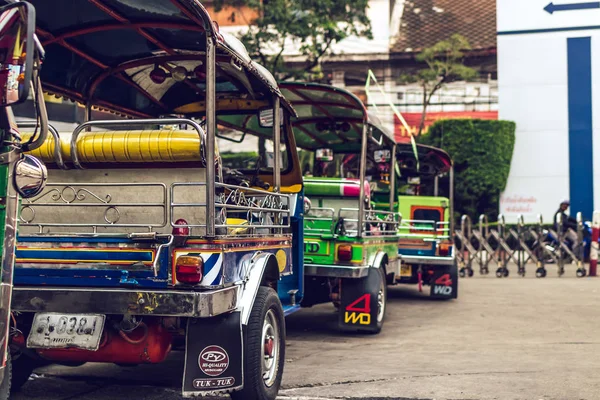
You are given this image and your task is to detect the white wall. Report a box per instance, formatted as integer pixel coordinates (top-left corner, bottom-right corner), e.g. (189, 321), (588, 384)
(498, 0), (600, 223)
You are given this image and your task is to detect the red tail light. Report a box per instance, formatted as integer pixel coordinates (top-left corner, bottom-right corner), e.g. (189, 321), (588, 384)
(439, 243), (452, 257)
(175, 256), (203, 284)
(337, 245), (353, 262)
(172, 219), (190, 236)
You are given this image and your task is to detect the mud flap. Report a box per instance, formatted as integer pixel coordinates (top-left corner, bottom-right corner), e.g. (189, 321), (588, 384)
(182, 312), (243, 397)
(339, 268), (380, 331)
(430, 263), (458, 299)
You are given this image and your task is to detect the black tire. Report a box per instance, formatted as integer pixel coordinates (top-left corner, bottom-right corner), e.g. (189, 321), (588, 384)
(495, 268), (503, 278)
(535, 267), (547, 278)
(370, 267), (387, 335)
(467, 268), (474, 278)
(459, 268), (466, 278)
(577, 268), (587, 278)
(338, 267), (386, 334)
(0, 353), (11, 400)
(10, 354), (35, 392)
(231, 287), (285, 400)
(503, 268), (510, 278)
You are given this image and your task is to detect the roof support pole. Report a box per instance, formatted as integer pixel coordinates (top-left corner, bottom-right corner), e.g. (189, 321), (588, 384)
(205, 35), (216, 238)
(358, 123), (368, 237)
(272, 96), (281, 194)
(449, 166), (454, 240)
(389, 145), (397, 213)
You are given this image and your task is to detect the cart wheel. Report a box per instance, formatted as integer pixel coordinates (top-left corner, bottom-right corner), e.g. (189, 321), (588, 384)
(459, 268), (466, 278)
(482, 267), (489, 275)
(495, 268), (504, 278)
(0, 353), (11, 400)
(535, 267), (545, 278)
(576, 268), (587, 278)
(467, 268), (474, 278)
(231, 287), (285, 400)
(503, 268), (510, 278)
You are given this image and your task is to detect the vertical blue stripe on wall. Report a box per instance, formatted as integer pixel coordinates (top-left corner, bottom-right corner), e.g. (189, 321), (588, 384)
(567, 37), (594, 219)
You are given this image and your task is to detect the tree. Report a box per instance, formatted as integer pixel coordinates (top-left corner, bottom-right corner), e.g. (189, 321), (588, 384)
(399, 34), (478, 136)
(213, 0), (372, 80)
(419, 119), (516, 221)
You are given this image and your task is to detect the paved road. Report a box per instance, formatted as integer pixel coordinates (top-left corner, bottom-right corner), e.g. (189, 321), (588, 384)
(12, 266), (600, 399)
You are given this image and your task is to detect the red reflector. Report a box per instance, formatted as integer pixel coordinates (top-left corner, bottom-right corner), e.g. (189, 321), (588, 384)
(172, 219), (190, 236)
(338, 245), (353, 262)
(176, 256), (203, 284)
(439, 243), (452, 256)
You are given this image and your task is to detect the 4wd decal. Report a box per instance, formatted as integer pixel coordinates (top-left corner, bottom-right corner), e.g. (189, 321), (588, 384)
(304, 242), (320, 253)
(432, 274), (452, 296)
(344, 294), (371, 325)
(430, 266), (458, 299)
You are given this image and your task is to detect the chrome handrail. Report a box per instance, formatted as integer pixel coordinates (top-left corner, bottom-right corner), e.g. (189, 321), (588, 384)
(16, 122), (65, 169)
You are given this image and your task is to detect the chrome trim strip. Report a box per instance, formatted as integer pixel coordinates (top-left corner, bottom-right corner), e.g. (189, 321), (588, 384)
(401, 255), (455, 266)
(304, 263), (369, 278)
(11, 285), (238, 317)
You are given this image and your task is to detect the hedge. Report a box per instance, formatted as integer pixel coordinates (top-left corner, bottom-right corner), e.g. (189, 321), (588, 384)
(418, 119), (516, 222)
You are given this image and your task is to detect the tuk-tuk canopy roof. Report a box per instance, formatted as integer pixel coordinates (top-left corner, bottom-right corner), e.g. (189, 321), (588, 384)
(27, 0), (293, 118)
(279, 82), (396, 152)
(396, 143), (452, 178)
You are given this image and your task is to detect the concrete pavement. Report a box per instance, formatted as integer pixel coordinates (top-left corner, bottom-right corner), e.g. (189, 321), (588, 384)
(13, 266), (600, 399)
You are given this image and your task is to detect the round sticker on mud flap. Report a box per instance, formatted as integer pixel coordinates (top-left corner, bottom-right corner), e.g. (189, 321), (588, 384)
(276, 249), (287, 273)
(198, 345), (229, 376)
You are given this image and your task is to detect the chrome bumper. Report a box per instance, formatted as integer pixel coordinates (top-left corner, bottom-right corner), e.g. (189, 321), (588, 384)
(401, 255), (455, 266)
(11, 286), (238, 318)
(304, 263), (369, 278)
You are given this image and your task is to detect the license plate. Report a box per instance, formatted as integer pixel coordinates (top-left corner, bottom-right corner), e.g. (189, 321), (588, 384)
(400, 265), (412, 277)
(27, 312), (105, 351)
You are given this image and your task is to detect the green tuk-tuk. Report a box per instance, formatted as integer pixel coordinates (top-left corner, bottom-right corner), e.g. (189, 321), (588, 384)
(280, 82), (401, 334)
(390, 142), (458, 299)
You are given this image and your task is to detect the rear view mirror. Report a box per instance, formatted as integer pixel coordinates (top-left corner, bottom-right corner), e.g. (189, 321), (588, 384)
(0, 2), (35, 106)
(258, 107), (284, 128)
(14, 154), (47, 198)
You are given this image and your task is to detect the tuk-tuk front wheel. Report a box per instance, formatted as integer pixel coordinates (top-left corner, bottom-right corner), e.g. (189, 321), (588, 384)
(231, 286), (285, 400)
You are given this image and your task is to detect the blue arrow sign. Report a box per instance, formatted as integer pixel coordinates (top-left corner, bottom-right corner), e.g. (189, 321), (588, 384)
(544, 1), (600, 14)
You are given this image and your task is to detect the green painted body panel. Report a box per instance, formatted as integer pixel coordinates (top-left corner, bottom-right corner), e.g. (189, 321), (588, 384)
(305, 178), (347, 197)
(303, 233), (398, 267)
(398, 195), (449, 219)
(303, 176), (399, 269)
(397, 195), (449, 240)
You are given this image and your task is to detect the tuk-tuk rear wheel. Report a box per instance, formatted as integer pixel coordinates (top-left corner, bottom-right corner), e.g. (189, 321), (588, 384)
(231, 286), (285, 400)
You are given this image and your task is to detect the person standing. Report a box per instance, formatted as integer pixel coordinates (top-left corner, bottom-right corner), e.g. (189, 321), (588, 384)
(553, 200), (578, 244)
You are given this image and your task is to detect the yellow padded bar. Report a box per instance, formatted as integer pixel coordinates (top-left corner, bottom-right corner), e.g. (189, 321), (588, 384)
(22, 130), (203, 164)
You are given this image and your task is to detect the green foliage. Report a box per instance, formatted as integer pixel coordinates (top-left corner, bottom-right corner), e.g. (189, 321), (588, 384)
(214, 0), (372, 80)
(418, 119), (516, 221)
(221, 151), (259, 169)
(398, 34), (478, 135)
